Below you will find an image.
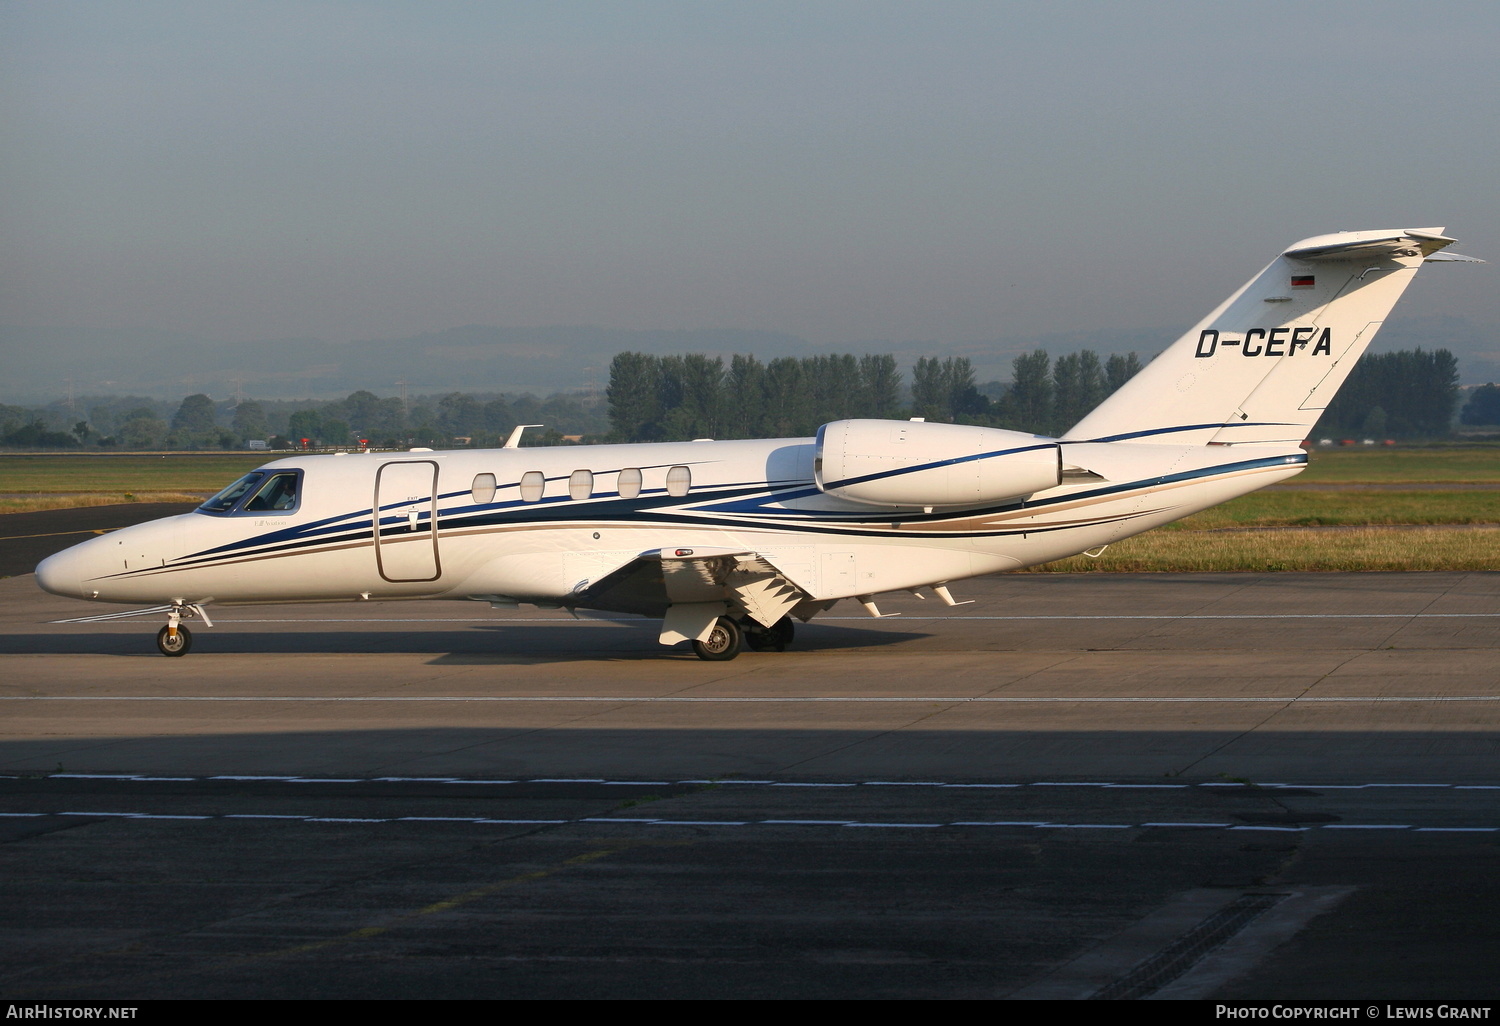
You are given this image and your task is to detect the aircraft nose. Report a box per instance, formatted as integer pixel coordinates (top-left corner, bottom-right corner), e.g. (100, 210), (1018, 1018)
(35, 545), (85, 599)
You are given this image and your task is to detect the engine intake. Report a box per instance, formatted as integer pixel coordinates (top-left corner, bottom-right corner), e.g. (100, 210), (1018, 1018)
(815, 420), (1062, 508)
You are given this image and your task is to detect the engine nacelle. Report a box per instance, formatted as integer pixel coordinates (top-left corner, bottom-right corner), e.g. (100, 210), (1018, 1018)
(815, 419), (1061, 508)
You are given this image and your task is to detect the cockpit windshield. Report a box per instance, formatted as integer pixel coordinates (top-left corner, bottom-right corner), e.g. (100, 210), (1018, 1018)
(197, 470), (302, 515)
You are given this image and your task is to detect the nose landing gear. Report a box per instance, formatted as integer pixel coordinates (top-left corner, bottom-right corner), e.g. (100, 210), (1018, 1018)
(156, 602), (213, 657)
(156, 624), (192, 656)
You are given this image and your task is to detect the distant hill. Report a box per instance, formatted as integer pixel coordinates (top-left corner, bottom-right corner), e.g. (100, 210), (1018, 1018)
(0, 324), (811, 403)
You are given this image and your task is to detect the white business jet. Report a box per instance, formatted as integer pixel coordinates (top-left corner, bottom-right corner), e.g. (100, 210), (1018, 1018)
(36, 228), (1480, 660)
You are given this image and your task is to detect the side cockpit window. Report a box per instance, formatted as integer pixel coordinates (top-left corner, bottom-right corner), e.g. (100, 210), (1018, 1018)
(198, 470), (301, 515)
(200, 473), (264, 513)
(243, 473), (299, 512)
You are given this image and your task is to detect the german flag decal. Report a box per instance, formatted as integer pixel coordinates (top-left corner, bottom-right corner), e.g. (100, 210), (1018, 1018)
(1290, 275), (1315, 289)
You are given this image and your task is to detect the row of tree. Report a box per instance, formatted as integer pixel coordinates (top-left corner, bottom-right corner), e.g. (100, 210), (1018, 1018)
(2, 347), (1486, 449)
(1314, 349), (1461, 439)
(1459, 382), (1500, 427)
(606, 353), (907, 442)
(604, 350), (1146, 442)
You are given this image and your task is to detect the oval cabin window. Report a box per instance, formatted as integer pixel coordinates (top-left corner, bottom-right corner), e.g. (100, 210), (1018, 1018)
(471, 473), (497, 505)
(520, 471), (545, 503)
(568, 469), (593, 501)
(617, 467), (642, 499)
(666, 465), (691, 497)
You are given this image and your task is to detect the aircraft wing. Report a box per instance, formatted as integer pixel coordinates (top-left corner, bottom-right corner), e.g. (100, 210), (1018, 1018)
(576, 546), (819, 628)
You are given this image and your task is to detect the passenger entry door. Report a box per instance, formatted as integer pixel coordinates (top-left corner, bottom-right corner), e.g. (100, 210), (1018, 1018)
(375, 460), (441, 582)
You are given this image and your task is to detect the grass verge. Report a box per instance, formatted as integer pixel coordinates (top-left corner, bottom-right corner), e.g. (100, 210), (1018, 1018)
(0, 493), (207, 513)
(1299, 446), (1500, 484)
(0, 454), (266, 494)
(1027, 526), (1500, 573)
(1174, 490), (1500, 528)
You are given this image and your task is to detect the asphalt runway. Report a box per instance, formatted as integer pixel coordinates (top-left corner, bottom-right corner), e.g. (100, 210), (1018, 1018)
(0, 502), (199, 578)
(2, 569), (1498, 999)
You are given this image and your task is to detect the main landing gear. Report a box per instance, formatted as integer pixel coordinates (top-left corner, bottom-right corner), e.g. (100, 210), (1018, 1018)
(692, 616), (741, 661)
(156, 602), (213, 657)
(744, 615), (795, 652)
(691, 615), (796, 661)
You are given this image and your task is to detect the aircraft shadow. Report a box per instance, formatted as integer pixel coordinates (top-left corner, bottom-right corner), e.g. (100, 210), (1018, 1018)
(1, 622), (924, 660)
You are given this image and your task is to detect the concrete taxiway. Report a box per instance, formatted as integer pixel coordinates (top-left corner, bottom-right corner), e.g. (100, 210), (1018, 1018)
(2, 569), (1497, 998)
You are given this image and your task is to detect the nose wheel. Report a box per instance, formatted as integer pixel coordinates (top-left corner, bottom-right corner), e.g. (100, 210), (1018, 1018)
(155, 602), (212, 657)
(157, 624), (192, 657)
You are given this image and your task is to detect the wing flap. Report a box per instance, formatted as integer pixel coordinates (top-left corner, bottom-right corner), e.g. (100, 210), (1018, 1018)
(575, 547), (811, 630)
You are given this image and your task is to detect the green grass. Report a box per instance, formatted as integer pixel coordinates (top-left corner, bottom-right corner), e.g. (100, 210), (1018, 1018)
(1028, 526), (1500, 573)
(1299, 445), (1500, 484)
(0, 454), (269, 495)
(1173, 490), (1500, 529)
(0, 492), (206, 513)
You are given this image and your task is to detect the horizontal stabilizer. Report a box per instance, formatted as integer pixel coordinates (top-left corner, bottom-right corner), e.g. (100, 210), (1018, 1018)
(1283, 228), (1455, 262)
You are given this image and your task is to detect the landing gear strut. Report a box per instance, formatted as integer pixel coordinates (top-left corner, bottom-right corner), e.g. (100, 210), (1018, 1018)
(156, 602), (213, 657)
(692, 616), (742, 661)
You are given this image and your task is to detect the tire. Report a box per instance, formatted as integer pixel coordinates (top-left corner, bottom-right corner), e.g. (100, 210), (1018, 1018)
(692, 616), (741, 661)
(742, 616), (794, 652)
(156, 624), (192, 657)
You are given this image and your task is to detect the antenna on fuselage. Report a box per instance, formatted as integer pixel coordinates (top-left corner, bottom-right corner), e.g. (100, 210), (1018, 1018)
(503, 424), (545, 449)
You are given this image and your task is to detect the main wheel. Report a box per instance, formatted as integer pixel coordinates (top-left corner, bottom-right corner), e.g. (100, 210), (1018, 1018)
(156, 624), (192, 657)
(743, 619), (770, 651)
(692, 616), (742, 661)
(768, 616), (795, 651)
(743, 616), (795, 652)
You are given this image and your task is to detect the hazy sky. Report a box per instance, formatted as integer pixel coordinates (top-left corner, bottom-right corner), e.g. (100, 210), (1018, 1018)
(3, 1), (1497, 347)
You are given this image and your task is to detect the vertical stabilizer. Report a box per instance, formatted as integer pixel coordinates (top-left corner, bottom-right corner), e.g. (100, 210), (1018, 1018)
(1065, 228), (1459, 445)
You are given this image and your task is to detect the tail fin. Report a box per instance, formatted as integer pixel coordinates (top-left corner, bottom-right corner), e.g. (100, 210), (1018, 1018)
(1066, 228), (1462, 445)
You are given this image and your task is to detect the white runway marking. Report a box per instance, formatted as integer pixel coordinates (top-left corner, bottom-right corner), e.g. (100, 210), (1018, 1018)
(11, 810), (1494, 833)
(867, 613), (1500, 621)
(7, 695), (1500, 703)
(16, 773), (1498, 791)
(46, 611), (1500, 624)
